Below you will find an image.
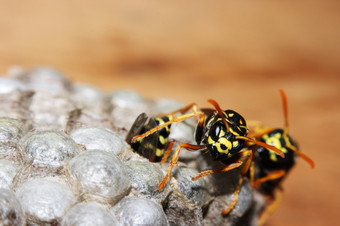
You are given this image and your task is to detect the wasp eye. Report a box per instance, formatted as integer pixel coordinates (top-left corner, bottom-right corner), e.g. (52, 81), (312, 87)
(210, 122), (225, 140)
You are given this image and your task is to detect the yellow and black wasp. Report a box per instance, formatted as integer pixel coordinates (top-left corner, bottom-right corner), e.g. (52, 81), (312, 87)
(126, 103), (203, 162)
(129, 99), (284, 215)
(126, 113), (174, 162)
(248, 90), (314, 225)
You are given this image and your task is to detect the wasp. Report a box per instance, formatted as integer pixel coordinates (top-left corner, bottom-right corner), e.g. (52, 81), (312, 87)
(126, 113), (173, 162)
(248, 90), (314, 225)
(126, 103), (203, 162)
(129, 100), (284, 215)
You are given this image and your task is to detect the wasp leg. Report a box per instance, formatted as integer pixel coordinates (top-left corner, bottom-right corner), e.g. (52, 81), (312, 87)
(221, 176), (245, 215)
(158, 103), (207, 144)
(132, 111), (204, 143)
(158, 143), (204, 191)
(253, 170), (286, 189)
(249, 160), (255, 186)
(194, 109), (206, 144)
(156, 103), (200, 118)
(169, 103), (200, 115)
(221, 150), (254, 215)
(191, 160), (243, 181)
(160, 141), (174, 163)
(162, 102), (206, 142)
(258, 188), (284, 226)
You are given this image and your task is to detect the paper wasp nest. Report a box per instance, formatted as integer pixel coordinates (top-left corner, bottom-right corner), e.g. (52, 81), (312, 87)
(0, 67), (262, 226)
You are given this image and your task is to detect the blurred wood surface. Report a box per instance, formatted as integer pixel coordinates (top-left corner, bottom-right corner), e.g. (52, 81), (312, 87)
(1, 1), (339, 225)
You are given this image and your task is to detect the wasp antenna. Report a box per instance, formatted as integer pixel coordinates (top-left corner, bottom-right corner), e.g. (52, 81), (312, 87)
(208, 99), (230, 132)
(237, 136), (285, 158)
(288, 145), (315, 168)
(279, 90), (289, 136)
(297, 151), (315, 168)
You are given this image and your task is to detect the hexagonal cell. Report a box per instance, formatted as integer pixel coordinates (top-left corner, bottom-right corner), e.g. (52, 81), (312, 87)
(12, 67), (72, 93)
(0, 159), (18, 189)
(106, 90), (151, 129)
(111, 196), (168, 226)
(0, 118), (27, 143)
(0, 188), (24, 226)
(67, 150), (130, 203)
(70, 127), (128, 155)
(172, 166), (212, 206)
(15, 176), (76, 224)
(125, 160), (170, 201)
(61, 202), (119, 226)
(20, 130), (81, 167)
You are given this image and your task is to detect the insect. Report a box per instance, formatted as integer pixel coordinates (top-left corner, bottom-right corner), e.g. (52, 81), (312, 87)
(126, 103), (202, 162)
(249, 90), (314, 225)
(130, 99), (284, 215)
(125, 113), (174, 162)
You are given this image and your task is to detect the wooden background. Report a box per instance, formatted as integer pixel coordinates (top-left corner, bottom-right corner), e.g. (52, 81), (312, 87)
(1, 1), (339, 225)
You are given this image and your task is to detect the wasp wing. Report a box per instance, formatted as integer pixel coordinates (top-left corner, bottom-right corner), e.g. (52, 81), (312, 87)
(126, 112), (160, 161)
(126, 112), (149, 144)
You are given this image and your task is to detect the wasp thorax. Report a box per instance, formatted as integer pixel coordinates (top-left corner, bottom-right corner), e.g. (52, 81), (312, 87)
(257, 129), (296, 170)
